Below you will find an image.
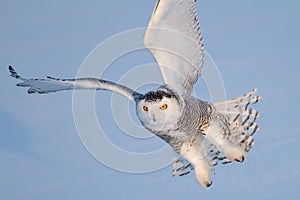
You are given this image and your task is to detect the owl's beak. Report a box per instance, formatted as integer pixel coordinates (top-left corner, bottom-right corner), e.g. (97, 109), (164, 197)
(152, 114), (156, 122)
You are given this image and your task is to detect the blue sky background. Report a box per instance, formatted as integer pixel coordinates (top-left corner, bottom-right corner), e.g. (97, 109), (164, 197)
(1, 0), (300, 199)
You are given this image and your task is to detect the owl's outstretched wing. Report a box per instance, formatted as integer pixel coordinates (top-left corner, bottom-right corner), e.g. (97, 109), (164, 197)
(9, 66), (140, 102)
(144, 0), (204, 94)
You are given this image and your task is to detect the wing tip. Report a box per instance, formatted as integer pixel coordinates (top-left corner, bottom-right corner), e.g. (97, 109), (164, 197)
(8, 65), (21, 79)
(46, 76), (57, 80)
(27, 88), (36, 94)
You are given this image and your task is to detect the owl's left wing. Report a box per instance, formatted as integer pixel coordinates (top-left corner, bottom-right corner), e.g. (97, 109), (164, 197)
(144, 0), (204, 95)
(9, 66), (140, 102)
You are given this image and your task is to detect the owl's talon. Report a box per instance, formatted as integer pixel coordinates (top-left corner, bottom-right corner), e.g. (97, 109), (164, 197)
(201, 180), (213, 188)
(235, 156), (245, 163)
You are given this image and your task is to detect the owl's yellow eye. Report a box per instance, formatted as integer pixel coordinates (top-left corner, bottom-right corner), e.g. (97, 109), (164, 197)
(160, 104), (168, 110)
(143, 106), (148, 111)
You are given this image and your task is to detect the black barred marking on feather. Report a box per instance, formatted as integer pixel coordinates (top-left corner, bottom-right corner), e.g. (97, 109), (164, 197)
(254, 96), (260, 104)
(242, 115), (250, 126)
(245, 101), (250, 111)
(210, 152), (219, 157)
(249, 108), (253, 115)
(179, 171), (191, 176)
(240, 139), (245, 144)
(176, 163), (192, 172)
(253, 111), (259, 122)
(222, 160), (232, 164)
(9, 66), (20, 79)
(246, 122), (254, 130)
(251, 125), (259, 136)
(218, 156), (226, 161)
(46, 76), (69, 82)
(172, 157), (194, 177)
(16, 82), (29, 87)
(233, 114), (240, 122)
(249, 138), (255, 146)
(212, 156), (219, 161)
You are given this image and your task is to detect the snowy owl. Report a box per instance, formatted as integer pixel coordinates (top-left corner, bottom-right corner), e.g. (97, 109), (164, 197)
(9, 0), (260, 188)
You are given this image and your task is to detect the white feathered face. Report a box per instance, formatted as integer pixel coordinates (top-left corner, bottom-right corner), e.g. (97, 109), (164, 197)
(136, 90), (181, 132)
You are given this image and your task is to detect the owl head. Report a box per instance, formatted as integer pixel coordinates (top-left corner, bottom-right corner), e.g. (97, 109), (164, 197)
(136, 88), (182, 132)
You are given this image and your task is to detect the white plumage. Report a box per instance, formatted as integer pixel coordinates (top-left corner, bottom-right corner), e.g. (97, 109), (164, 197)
(9, 0), (260, 188)
(144, 0), (204, 94)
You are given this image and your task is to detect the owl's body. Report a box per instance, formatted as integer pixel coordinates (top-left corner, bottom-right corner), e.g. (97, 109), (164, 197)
(9, 0), (260, 188)
(136, 86), (259, 187)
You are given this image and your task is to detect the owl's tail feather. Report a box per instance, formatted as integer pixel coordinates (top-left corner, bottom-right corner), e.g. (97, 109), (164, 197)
(213, 89), (261, 152)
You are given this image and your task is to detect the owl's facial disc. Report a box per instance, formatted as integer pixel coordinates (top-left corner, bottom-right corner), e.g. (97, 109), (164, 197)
(142, 103), (168, 122)
(136, 89), (181, 131)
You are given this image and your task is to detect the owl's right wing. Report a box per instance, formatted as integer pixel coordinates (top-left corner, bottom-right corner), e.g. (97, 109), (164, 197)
(9, 66), (140, 102)
(144, 0), (204, 95)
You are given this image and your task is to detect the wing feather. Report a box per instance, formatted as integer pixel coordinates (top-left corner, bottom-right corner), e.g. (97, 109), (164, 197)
(9, 66), (139, 101)
(144, 0), (204, 94)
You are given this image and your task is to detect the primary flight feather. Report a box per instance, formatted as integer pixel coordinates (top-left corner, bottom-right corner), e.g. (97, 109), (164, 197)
(9, 0), (260, 188)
